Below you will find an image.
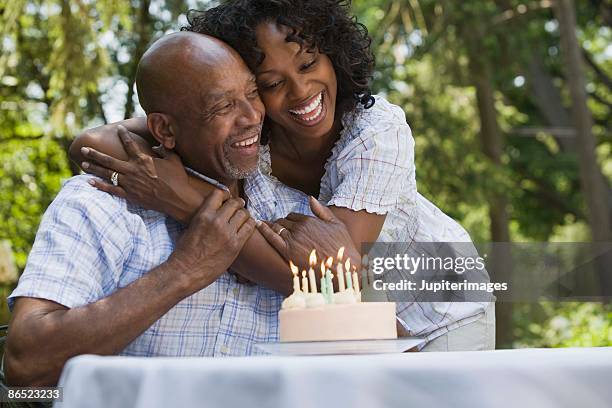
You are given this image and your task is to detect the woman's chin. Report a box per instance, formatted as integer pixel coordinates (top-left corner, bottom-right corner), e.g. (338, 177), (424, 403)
(282, 112), (336, 140)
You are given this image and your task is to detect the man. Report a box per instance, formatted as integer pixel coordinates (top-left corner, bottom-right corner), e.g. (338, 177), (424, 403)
(4, 32), (354, 386)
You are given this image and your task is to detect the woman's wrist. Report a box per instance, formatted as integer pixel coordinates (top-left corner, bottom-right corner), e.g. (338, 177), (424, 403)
(174, 186), (205, 225)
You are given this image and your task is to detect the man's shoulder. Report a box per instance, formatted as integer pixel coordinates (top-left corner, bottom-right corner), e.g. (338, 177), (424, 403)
(51, 175), (174, 235)
(48, 175), (137, 227)
(58, 174), (124, 203)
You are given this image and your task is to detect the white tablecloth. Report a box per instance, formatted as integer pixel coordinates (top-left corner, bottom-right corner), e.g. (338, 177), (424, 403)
(55, 347), (612, 408)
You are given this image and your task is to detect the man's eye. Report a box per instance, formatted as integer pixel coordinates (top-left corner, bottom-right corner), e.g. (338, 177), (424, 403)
(247, 88), (260, 99)
(215, 103), (233, 114)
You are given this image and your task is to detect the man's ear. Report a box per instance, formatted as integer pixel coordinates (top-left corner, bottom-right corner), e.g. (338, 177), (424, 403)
(147, 113), (177, 149)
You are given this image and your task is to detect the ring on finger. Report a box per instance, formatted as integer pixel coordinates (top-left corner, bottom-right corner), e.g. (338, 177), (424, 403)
(110, 171), (119, 186)
(277, 227), (287, 235)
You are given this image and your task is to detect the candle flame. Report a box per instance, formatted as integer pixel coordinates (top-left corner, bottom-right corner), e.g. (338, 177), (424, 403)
(320, 261), (326, 277)
(289, 261), (299, 276)
(325, 256), (333, 269)
(337, 247), (345, 261)
(309, 249), (317, 266)
(344, 258), (351, 272)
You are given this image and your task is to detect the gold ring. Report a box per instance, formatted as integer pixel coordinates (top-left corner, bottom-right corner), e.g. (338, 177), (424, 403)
(110, 171), (119, 186)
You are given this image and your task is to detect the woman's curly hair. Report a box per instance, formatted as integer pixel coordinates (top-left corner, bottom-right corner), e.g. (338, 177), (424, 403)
(182, 0), (375, 138)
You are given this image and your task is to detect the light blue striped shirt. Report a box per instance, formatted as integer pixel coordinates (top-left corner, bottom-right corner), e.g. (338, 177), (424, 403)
(9, 172), (311, 357)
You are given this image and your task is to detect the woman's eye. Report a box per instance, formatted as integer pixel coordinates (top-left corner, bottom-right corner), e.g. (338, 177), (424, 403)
(262, 80), (282, 90)
(300, 58), (317, 70)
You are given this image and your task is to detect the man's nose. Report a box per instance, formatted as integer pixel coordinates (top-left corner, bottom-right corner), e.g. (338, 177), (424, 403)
(236, 98), (263, 127)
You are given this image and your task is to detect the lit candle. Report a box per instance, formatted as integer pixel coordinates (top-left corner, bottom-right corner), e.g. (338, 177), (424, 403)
(336, 247), (346, 291)
(301, 270), (308, 293)
(325, 256), (334, 300)
(352, 265), (360, 293)
(308, 250), (318, 293)
(344, 258), (352, 291)
(290, 261), (300, 293)
(320, 261), (328, 303)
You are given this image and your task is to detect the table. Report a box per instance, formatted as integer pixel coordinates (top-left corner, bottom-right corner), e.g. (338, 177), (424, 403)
(55, 347), (612, 408)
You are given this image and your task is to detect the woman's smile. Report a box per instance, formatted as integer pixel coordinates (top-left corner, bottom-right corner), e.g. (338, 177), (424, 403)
(287, 90), (328, 127)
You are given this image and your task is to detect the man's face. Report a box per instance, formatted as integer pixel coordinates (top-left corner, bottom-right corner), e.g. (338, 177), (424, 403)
(172, 51), (265, 184)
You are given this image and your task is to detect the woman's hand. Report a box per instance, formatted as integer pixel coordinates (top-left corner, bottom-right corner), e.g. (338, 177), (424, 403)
(256, 197), (361, 271)
(80, 125), (212, 224)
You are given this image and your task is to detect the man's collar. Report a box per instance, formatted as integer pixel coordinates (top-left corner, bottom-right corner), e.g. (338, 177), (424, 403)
(184, 166), (230, 193)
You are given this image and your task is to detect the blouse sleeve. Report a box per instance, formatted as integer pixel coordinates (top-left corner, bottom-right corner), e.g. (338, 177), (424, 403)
(326, 106), (416, 215)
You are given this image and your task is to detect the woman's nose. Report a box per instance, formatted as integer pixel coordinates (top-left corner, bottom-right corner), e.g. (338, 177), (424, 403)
(287, 77), (310, 101)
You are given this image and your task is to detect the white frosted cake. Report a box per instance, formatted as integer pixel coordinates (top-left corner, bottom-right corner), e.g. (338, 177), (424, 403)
(279, 251), (398, 343)
(279, 294), (397, 342)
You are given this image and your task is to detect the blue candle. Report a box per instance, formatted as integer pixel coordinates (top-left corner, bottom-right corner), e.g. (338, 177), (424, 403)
(320, 277), (327, 301)
(325, 270), (333, 302)
(345, 270), (353, 291)
(320, 261), (329, 303)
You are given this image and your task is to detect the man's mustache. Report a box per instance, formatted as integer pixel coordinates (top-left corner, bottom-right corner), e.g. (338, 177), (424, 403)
(228, 124), (263, 145)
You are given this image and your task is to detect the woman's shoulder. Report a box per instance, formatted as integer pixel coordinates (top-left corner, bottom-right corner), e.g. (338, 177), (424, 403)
(342, 95), (410, 134)
(334, 95), (414, 161)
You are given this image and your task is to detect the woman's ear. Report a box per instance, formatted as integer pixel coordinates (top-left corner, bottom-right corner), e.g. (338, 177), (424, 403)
(147, 113), (176, 150)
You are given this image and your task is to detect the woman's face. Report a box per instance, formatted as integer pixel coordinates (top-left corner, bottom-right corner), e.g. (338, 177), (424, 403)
(254, 21), (338, 141)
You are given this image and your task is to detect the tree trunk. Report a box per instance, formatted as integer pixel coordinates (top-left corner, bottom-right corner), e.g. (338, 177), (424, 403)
(124, 0), (151, 119)
(468, 50), (514, 347)
(527, 52), (612, 229)
(554, 0), (612, 296)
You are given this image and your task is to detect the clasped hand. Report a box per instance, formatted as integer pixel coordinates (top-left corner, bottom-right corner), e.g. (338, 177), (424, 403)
(257, 197), (361, 274)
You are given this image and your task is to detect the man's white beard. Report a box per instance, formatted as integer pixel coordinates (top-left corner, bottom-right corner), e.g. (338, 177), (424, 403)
(222, 145), (258, 180)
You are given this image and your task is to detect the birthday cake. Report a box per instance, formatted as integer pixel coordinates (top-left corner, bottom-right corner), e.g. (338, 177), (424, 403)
(278, 250), (398, 342)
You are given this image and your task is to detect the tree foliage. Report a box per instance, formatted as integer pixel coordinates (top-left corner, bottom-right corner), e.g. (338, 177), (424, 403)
(0, 0), (609, 344)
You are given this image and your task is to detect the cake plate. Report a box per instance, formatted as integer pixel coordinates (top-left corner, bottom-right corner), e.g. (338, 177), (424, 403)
(254, 338), (425, 356)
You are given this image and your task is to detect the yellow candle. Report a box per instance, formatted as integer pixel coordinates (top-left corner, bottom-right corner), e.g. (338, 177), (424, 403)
(336, 247), (346, 291)
(308, 250), (318, 293)
(301, 270), (308, 293)
(290, 261), (300, 293)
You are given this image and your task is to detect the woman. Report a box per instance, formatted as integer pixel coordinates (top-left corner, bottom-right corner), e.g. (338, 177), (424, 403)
(72, 0), (494, 351)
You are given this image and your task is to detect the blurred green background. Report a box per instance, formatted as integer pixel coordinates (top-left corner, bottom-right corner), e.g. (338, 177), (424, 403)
(0, 0), (610, 348)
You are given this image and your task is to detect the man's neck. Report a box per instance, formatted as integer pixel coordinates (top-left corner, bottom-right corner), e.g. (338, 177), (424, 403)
(184, 166), (242, 198)
(226, 179), (241, 199)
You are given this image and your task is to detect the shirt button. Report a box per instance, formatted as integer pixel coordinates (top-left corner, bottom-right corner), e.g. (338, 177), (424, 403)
(232, 288), (239, 296)
(220, 345), (230, 354)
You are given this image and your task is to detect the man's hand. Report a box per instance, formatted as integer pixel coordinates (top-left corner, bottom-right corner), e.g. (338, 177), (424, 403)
(170, 189), (257, 294)
(4, 189), (256, 387)
(257, 197), (361, 271)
